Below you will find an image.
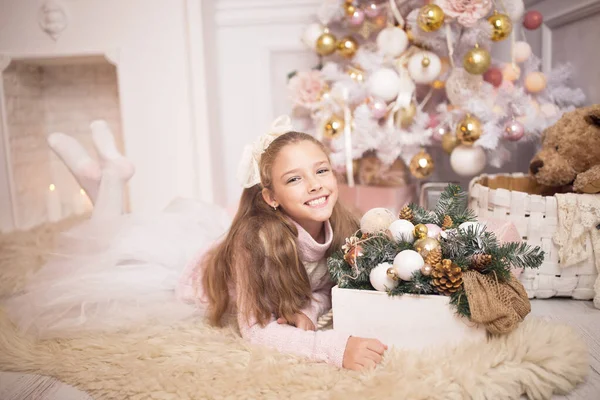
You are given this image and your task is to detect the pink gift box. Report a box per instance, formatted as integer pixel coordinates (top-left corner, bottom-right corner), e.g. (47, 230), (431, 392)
(338, 183), (417, 215)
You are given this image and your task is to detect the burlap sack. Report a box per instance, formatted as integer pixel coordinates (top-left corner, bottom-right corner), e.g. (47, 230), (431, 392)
(462, 271), (531, 335)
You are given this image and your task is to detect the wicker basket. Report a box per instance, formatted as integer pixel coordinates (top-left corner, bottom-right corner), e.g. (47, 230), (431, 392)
(468, 173), (597, 300)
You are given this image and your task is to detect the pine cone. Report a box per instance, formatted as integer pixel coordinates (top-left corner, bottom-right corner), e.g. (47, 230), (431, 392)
(432, 259), (463, 296)
(471, 254), (492, 271)
(399, 205), (413, 222)
(442, 215), (453, 230)
(425, 248), (442, 266)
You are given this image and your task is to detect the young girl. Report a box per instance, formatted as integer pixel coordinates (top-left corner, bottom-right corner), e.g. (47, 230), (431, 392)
(3, 117), (386, 371)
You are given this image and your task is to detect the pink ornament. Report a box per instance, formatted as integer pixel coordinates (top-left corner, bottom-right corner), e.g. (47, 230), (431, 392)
(364, 2), (382, 18)
(513, 41), (532, 63)
(425, 224), (442, 239)
(370, 98), (388, 119)
(349, 8), (366, 26)
(483, 67), (503, 87)
(432, 126), (447, 142)
(427, 113), (440, 129)
(502, 64), (521, 82)
(504, 120), (525, 141)
(523, 10), (543, 30)
(524, 71), (547, 93)
(437, 0), (492, 28)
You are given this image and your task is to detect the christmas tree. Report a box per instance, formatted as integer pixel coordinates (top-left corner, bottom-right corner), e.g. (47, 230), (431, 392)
(287, 0), (585, 185)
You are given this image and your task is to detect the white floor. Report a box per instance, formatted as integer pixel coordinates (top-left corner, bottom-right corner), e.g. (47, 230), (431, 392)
(0, 299), (598, 400)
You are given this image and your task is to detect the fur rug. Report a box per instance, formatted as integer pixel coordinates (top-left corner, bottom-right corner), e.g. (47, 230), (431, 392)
(0, 219), (590, 400)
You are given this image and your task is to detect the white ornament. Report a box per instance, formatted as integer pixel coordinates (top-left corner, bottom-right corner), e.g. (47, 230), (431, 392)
(450, 145), (487, 177)
(458, 221), (486, 233)
(540, 103), (559, 117)
(368, 68), (401, 102)
(369, 263), (400, 292)
(393, 250), (425, 281)
(360, 208), (397, 234)
(376, 27), (408, 58)
(505, 0), (525, 21)
(408, 51), (442, 84)
(302, 23), (325, 50)
(513, 41), (532, 63)
(445, 68), (484, 107)
(388, 219), (415, 243)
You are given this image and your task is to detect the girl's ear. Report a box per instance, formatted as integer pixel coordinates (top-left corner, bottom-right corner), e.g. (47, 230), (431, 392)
(261, 188), (277, 207)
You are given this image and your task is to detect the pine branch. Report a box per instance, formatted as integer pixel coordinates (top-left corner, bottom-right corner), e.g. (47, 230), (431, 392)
(433, 184), (475, 225)
(497, 241), (545, 270)
(450, 290), (471, 319)
(407, 203), (438, 225)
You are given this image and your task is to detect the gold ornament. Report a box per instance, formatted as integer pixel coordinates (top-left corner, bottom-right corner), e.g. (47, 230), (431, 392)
(323, 115), (345, 139)
(424, 247), (442, 266)
(456, 114), (483, 146)
(316, 31), (337, 56)
(432, 79), (445, 89)
(441, 133), (459, 154)
(432, 259), (463, 295)
(399, 205), (413, 222)
(409, 149), (434, 179)
(337, 36), (359, 58)
(343, 243), (363, 268)
(347, 65), (365, 82)
(421, 56), (431, 67)
(344, 3), (356, 16)
(463, 45), (491, 75)
(386, 267), (400, 281)
(488, 11), (512, 42)
(414, 237), (441, 259)
(442, 215), (453, 230)
(471, 254), (492, 271)
(417, 4), (445, 32)
(395, 103), (417, 129)
(413, 223), (429, 239)
(421, 264), (433, 276)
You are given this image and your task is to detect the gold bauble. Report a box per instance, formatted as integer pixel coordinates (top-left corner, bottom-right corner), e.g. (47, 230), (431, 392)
(386, 267), (400, 281)
(421, 264), (433, 277)
(441, 133), (459, 154)
(409, 149), (434, 179)
(323, 115), (345, 139)
(337, 36), (359, 58)
(488, 11), (512, 42)
(395, 103), (417, 129)
(347, 65), (365, 82)
(316, 32), (338, 56)
(344, 3), (356, 16)
(414, 237), (442, 259)
(456, 114), (483, 146)
(414, 223), (429, 239)
(463, 45), (491, 75)
(417, 4), (445, 32)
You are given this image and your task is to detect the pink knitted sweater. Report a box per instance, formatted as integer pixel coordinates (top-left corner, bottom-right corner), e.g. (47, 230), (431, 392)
(176, 220), (350, 368)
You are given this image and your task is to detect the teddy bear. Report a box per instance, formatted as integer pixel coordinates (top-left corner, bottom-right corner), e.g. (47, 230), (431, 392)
(529, 104), (600, 193)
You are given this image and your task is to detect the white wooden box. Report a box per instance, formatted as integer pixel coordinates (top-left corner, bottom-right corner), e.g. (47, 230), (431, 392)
(331, 286), (487, 351)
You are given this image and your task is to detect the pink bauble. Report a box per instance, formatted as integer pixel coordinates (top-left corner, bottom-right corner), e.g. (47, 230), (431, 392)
(504, 120), (525, 141)
(427, 113), (439, 129)
(370, 98), (388, 119)
(523, 10), (543, 30)
(364, 2), (382, 18)
(513, 41), (532, 63)
(524, 71), (547, 93)
(349, 8), (366, 26)
(425, 224), (442, 239)
(540, 103), (559, 117)
(483, 67), (503, 87)
(502, 64), (521, 82)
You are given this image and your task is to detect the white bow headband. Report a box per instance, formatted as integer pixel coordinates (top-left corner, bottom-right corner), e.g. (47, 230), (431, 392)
(237, 115), (294, 188)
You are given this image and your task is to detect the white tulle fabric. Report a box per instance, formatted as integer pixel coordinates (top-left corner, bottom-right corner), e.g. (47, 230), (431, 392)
(3, 198), (232, 338)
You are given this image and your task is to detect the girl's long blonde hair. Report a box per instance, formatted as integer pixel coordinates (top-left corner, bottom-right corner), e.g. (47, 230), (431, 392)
(200, 131), (358, 327)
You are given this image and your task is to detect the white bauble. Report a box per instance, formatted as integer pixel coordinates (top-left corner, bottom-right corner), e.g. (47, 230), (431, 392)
(388, 219), (415, 243)
(540, 103), (559, 117)
(369, 263), (400, 292)
(368, 68), (401, 102)
(408, 51), (442, 84)
(360, 208), (397, 234)
(393, 250), (425, 281)
(450, 145), (487, 177)
(505, 0), (525, 21)
(302, 23), (325, 50)
(445, 68), (484, 107)
(376, 27), (408, 58)
(458, 221), (486, 233)
(514, 41), (532, 63)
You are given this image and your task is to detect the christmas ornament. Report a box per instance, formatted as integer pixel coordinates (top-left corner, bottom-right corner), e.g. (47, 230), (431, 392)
(458, 221), (484, 233)
(432, 259), (463, 295)
(344, 2), (356, 16)
(409, 51), (442, 84)
(463, 45), (491, 75)
(360, 207), (397, 234)
(393, 250), (425, 281)
(409, 149), (434, 179)
(302, 23), (325, 50)
(399, 205), (413, 222)
(369, 98), (388, 119)
(524, 71), (547, 93)
(504, 119), (525, 141)
(347, 65), (365, 82)
(502, 63), (521, 81)
(483, 67), (503, 87)
(348, 8), (365, 26)
(414, 237), (441, 259)
(424, 247), (442, 267)
(425, 223), (442, 239)
(343, 240), (364, 268)
(376, 27), (408, 58)
(316, 31), (337, 56)
(445, 68), (483, 106)
(323, 115), (345, 139)
(386, 266), (399, 280)
(442, 215), (453, 230)
(456, 114), (483, 145)
(414, 223), (428, 239)
(370, 262), (400, 291)
(388, 219), (416, 242)
(417, 4), (445, 32)
(488, 11), (512, 41)
(514, 41), (532, 63)
(540, 103), (559, 118)
(471, 254), (492, 271)
(337, 36), (359, 58)
(395, 103), (417, 129)
(450, 145), (487, 176)
(523, 10), (543, 30)
(364, 1), (382, 18)
(421, 264), (433, 276)
(368, 68), (401, 102)
(441, 133), (459, 154)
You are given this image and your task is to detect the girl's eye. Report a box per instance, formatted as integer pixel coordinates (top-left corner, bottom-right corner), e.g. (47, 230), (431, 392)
(317, 168), (330, 174)
(286, 177), (300, 184)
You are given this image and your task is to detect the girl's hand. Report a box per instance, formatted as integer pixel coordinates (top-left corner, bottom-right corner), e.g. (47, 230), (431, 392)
(342, 336), (387, 371)
(276, 312), (316, 331)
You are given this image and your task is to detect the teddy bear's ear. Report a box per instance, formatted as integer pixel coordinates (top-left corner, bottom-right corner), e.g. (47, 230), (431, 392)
(584, 106), (600, 127)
